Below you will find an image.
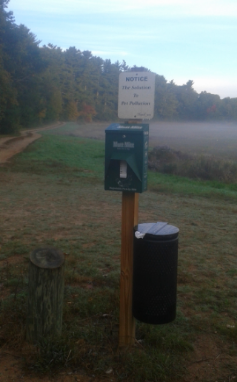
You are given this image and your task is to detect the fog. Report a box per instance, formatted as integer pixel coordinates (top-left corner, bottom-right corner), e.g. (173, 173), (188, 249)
(149, 121), (237, 160)
(53, 121), (237, 161)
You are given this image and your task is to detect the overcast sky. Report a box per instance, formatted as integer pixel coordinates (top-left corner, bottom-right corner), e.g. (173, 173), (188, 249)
(8, 0), (237, 98)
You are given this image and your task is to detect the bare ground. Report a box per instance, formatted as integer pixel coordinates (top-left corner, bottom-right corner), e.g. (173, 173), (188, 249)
(0, 123), (65, 164)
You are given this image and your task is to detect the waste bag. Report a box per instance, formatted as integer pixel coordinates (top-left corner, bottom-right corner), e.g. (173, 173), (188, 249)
(132, 222), (179, 324)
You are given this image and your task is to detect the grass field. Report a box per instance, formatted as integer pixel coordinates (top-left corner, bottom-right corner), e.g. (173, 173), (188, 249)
(0, 121), (237, 381)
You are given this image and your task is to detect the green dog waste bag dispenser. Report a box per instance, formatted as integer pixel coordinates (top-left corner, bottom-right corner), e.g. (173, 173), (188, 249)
(104, 123), (149, 193)
(132, 222), (179, 324)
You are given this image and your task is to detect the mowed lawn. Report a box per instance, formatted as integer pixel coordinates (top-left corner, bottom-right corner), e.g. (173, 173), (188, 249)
(0, 122), (236, 381)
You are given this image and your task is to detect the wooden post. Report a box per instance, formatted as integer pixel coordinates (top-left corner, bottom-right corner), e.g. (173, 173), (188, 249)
(26, 247), (65, 343)
(119, 192), (139, 346)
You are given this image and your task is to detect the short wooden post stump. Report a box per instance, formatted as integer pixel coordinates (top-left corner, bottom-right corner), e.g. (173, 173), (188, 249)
(26, 247), (65, 343)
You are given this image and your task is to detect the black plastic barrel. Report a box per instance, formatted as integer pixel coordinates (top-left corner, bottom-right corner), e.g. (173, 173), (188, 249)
(132, 222), (179, 325)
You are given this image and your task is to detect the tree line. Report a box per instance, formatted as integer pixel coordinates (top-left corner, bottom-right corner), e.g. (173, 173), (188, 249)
(1, 0), (237, 134)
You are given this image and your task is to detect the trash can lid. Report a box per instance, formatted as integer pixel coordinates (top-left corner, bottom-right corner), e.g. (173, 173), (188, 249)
(135, 222), (179, 240)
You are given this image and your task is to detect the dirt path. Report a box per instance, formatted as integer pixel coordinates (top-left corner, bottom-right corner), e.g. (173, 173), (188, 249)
(0, 122), (65, 164)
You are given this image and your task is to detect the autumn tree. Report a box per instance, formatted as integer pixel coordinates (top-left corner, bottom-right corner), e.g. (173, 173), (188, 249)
(1, 0), (237, 134)
(78, 103), (96, 122)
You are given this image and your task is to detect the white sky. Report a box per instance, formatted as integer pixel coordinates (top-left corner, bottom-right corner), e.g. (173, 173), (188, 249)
(8, 0), (237, 98)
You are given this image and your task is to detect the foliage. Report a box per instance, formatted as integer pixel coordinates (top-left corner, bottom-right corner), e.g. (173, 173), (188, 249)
(148, 145), (237, 183)
(78, 103), (97, 122)
(1, 0), (237, 134)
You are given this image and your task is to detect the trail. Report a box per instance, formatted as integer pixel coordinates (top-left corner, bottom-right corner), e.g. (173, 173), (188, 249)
(0, 122), (65, 164)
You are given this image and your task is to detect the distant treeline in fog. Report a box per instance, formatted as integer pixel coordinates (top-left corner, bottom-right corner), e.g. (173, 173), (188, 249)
(1, 0), (237, 134)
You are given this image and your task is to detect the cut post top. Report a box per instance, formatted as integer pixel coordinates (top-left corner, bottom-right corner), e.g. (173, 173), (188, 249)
(30, 247), (64, 269)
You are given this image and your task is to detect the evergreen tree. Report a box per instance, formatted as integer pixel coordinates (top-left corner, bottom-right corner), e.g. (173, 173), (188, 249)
(196, 92), (221, 120)
(1, 0), (237, 135)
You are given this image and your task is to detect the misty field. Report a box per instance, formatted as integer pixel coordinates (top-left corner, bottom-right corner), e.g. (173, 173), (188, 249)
(50, 120), (237, 159)
(0, 121), (236, 382)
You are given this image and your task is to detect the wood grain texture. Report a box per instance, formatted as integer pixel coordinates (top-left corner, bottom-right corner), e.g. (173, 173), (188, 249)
(26, 247), (65, 343)
(119, 192), (139, 346)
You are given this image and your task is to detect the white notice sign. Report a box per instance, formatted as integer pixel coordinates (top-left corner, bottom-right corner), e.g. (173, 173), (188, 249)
(118, 71), (156, 120)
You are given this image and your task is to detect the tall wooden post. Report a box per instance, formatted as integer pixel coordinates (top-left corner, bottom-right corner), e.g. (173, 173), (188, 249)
(107, 70), (155, 347)
(119, 192), (139, 346)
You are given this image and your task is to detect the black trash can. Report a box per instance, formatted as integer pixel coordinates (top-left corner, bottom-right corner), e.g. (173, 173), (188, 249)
(132, 222), (179, 325)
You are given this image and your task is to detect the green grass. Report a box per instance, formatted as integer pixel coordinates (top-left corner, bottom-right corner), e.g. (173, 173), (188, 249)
(6, 125), (237, 200)
(0, 125), (237, 381)
(148, 171), (237, 199)
(8, 133), (104, 180)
